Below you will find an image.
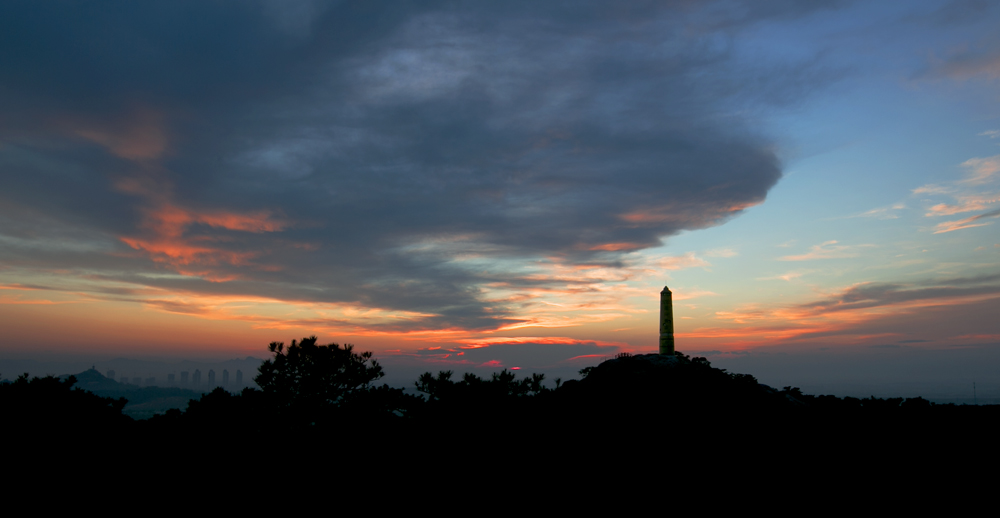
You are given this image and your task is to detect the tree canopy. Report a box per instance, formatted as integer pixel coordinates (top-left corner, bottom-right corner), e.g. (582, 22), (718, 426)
(252, 336), (417, 425)
(255, 336), (384, 409)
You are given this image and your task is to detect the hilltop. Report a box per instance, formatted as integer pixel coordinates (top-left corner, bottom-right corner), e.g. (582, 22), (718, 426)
(5, 348), (999, 458)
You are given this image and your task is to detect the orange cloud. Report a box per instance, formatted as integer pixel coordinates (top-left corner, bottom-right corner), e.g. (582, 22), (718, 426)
(72, 107), (169, 160)
(0, 284), (43, 291)
(925, 194), (1000, 216)
(124, 291), (473, 339)
(119, 202), (288, 279)
(932, 209), (1000, 233)
(588, 242), (644, 252)
(619, 211), (674, 224)
(758, 271), (808, 282)
(195, 211), (288, 233)
(618, 201), (759, 226)
(961, 155), (1000, 184)
(656, 252), (710, 270)
(694, 279), (1000, 347)
(0, 297), (76, 305)
(473, 259), (660, 332)
(913, 184), (951, 195)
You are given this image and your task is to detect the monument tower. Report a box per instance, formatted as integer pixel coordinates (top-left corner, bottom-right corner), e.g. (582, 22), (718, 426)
(659, 286), (674, 355)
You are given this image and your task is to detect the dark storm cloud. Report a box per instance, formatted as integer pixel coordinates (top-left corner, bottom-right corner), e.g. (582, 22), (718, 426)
(0, 1), (839, 330)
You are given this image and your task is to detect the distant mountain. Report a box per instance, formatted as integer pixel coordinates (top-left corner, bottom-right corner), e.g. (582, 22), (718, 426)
(60, 368), (208, 420)
(59, 368), (121, 392)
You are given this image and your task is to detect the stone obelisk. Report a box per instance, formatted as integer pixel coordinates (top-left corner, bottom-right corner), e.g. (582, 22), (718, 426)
(659, 286), (674, 355)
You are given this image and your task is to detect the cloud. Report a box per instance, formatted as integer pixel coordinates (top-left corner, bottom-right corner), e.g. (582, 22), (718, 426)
(916, 155), (1000, 233)
(913, 185), (952, 195)
(797, 278), (1000, 313)
(980, 130), (1000, 139)
(71, 107), (170, 161)
(854, 203), (905, 220)
(656, 252), (711, 271)
(960, 155), (1000, 184)
(925, 47), (1000, 80)
(696, 273), (1000, 346)
(0, 1), (845, 335)
(925, 194), (1000, 216)
(705, 248), (739, 258)
(779, 240), (871, 261)
(758, 271), (811, 282)
(916, 14), (1000, 81)
(932, 208), (1000, 233)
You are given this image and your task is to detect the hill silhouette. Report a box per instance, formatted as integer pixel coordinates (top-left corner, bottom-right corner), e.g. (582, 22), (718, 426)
(6, 344), (1000, 461)
(1, 372), (131, 441)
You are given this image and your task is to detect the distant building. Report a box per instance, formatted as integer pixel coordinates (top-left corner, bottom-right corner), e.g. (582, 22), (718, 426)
(222, 369), (229, 385)
(167, 373), (175, 383)
(120, 376), (129, 384)
(107, 369), (116, 380)
(192, 369), (201, 385)
(236, 370), (243, 385)
(181, 371), (189, 383)
(132, 377), (141, 385)
(144, 377), (156, 386)
(208, 369), (216, 385)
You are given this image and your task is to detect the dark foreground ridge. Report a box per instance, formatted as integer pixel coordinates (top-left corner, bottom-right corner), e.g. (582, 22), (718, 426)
(5, 340), (999, 462)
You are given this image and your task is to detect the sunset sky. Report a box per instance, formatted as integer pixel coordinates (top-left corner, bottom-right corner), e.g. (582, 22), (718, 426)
(2, 1), (999, 392)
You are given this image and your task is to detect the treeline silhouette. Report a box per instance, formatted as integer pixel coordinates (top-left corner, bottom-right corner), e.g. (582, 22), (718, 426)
(5, 337), (998, 458)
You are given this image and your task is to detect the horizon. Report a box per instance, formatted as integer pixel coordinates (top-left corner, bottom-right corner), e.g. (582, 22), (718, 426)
(6, 342), (1000, 405)
(2, 1), (999, 400)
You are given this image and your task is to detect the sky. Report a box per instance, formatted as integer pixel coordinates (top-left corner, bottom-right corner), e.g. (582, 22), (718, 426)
(2, 0), (999, 396)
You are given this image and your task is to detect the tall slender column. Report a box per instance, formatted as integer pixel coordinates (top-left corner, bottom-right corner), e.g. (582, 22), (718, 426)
(659, 286), (674, 355)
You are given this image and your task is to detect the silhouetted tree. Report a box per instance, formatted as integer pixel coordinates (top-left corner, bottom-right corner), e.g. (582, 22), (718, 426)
(412, 369), (556, 428)
(256, 336), (384, 406)
(254, 336), (412, 426)
(1, 373), (129, 431)
(416, 369), (551, 402)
